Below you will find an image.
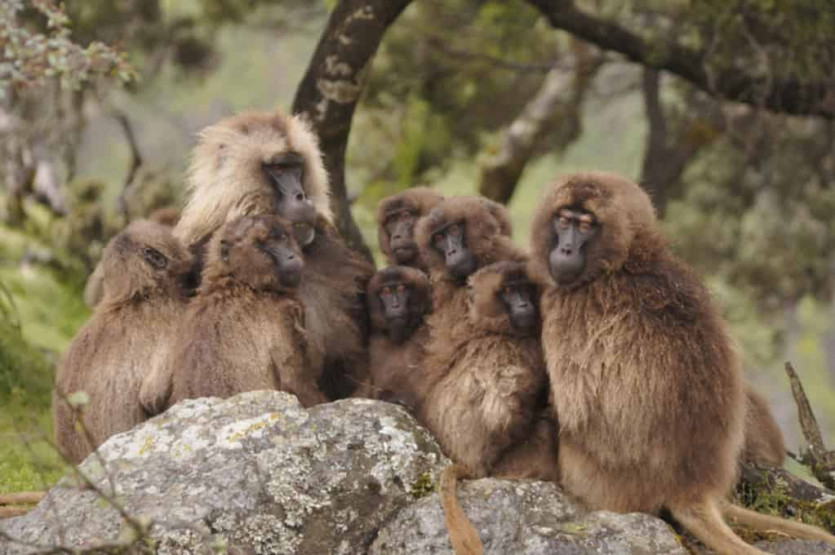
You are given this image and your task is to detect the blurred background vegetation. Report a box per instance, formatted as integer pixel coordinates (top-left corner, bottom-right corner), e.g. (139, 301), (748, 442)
(1, 0), (834, 493)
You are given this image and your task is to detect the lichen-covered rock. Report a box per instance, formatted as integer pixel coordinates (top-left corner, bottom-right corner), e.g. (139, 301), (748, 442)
(0, 392), (445, 554)
(754, 540), (835, 554)
(3, 391), (831, 554)
(370, 479), (688, 554)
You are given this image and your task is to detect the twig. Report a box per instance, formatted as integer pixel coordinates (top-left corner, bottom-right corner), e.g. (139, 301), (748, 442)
(784, 361), (835, 488)
(0, 492), (45, 506)
(112, 110), (143, 226)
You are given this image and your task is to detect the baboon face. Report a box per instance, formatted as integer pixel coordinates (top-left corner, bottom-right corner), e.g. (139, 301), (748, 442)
(384, 209), (419, 265)
(548, 207), (599, 285)
(417, 196), (518, 282)
(220, 215), (304, 290)
(469, 261), (540, 336)
(179, 110), (332, 251)
(262, 151), (317, 246)
(369, 266), (431, 343)
(531, 173), (656, 289)
(378, 188), (444, 266)
(102, 221), (192, 300)
(431, 221), (477, 280)
(499, 277), (538, 333)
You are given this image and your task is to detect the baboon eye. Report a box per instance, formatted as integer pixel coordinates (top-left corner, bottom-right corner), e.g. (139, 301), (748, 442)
(448, 224), (460, 236)
(578, 221), (593, 233)
(558, 216), (571, 229)
(396, 284), (406, 294)
(381, 286), (392, 296)
(433, 233), (444, 245)
(143, 247), (168, 270)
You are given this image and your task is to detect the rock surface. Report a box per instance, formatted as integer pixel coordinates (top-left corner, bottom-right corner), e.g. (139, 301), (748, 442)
(1, 392), (444, 554)
(2, 390), (833, 554)
(371, 479), (688, 555)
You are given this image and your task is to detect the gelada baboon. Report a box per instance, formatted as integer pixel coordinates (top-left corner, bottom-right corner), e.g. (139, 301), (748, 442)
(420, 261), (550, 554)
(83, 207), (182, 307)
(54, 220), (191, 463)
(141, 215), (327, 413)
(530, 172), (834, 554)
(377, 187), (444, 271)
(415, 196), (521, 310)
(174, 110), (373, 399)
(364, 266), (433, 408)
(742, 384), (786, 467)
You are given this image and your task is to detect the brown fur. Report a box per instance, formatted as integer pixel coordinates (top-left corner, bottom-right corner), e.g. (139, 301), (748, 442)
(492, 410), (559, 482)
(420, 261), (547, 477)
(365, 266), (433, 408)
(83, 208), (182, 308)
(174, 110), (373, 400)
(141, 215), (326, 412)
(742, 384), (786, 467)
(531, 172), (834, 554)
(53, 221), (191, 463)
(147, 207), (180, 228)
(426, 260), (549, 555)
(176, 109), (331, 249)
(377, 186), (444, 271)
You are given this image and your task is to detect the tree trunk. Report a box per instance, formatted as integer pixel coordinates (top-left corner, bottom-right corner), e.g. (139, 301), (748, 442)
(479, 42), (602, 204)
(292, 0), (414, 261)
(639, 69), (718, 217)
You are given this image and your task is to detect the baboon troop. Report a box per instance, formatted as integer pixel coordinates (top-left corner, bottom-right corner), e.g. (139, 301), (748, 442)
(53, 109), (833, 554)
(175, 109), (373, 400)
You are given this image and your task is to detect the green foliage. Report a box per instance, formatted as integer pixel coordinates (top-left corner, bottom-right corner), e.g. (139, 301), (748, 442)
(354, 0), (560, 186)
(666, 117), (835, 310)
(689, 0), (835, 84)
(0, 0), (136, 97)
(0, 308), (53, 407)
(736, 469), (835, 535)
(0, 401), (66, 494)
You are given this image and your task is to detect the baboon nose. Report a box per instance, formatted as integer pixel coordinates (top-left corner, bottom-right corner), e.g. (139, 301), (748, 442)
(561, 246), (573, 255)
(295, 192), (306, 202)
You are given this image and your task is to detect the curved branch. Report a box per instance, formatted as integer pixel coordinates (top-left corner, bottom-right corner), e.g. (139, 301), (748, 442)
(292, 0), (414, 261)
(525, 0), (835, 119)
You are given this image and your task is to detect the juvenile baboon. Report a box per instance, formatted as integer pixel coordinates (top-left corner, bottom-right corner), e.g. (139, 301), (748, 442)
(174, 110), (373, 400)
(83, 207), (182, 307)
(416, 196), (522, 309)
(365, 265), (433, 408)
(421, 260), (548, 471)
(141, 215), (327, 413)
(530, 172), (834, 554)
(742, 384), (786, 467)
(377, 187), (443, 271)
(423, 261), (550, 555)
(54, 221), (191, 463)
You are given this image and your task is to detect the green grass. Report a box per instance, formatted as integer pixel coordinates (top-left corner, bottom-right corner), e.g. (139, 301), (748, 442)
(0, 403), (67, 494)
(0, 204), (88, 494)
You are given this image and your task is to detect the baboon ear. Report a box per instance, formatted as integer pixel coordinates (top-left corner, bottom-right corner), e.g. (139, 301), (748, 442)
(220, 240), (230, 262)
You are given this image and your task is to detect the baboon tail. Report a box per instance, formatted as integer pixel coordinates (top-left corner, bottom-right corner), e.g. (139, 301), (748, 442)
(669, 498), (766, 555)
(440, 464), (484, 555)
(725, 502), (835, 544)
